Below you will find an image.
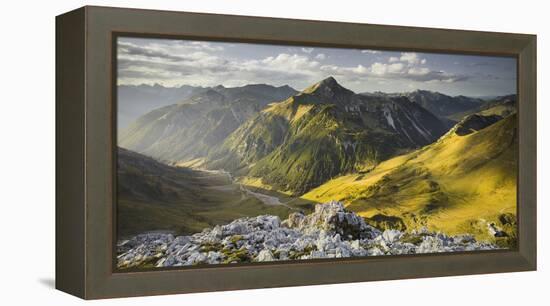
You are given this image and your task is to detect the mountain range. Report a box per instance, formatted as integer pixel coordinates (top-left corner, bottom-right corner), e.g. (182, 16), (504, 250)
(121, 77), (456, 195)
(207, 77), (449, 194)
(118, 83), (297, 131)
(119, 84), (297, 161)
(117, 76), (517, 246)
(118, 84), (208, 129)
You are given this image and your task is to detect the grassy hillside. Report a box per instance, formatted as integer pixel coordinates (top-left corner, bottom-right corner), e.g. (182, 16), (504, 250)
(117, 148), (305, 238)
(302, 114), (517, 246)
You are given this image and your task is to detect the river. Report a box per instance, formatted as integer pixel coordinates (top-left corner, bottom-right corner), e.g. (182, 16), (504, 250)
(198, 168), (293, 209)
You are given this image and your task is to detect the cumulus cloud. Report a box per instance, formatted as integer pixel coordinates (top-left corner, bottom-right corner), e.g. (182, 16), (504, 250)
(346, 52), (463, 83)
(370, 62), (388, 75)
(117, 39), (468, 88)
(315, 53), (326, 60)
(388, 63), (406, 73)
(400, 52), (421, 65)
(387, 52), (427, 66)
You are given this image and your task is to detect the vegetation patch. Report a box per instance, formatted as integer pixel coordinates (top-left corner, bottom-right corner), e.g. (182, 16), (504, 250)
(222, 247), (251, 264)
(365, 214), (407, 231)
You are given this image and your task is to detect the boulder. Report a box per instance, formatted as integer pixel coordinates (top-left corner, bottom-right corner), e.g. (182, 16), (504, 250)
(284, 201), (380, 240)
(256, 249), (275, 262)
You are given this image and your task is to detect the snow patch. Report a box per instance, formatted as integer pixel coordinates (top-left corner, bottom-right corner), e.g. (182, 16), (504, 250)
(383, 108), (396, 130)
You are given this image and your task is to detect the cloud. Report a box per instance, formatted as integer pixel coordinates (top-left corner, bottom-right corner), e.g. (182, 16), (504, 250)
(361, 50), (381, 54)
(370, 62), (388, 75)
(408, 67), (430, 76)
(118, 41), (191, 62)
(363, 60), (466, 83)
(254, 53), (320, 70)
(351, 64), (369, 74)
(387, 52), (427, 66)
(118, 40), (325, 88)
(188, 41), (224, 51)
(344, 52), (460, 83)
(388, 63), (406, 73)
(117, 38), (469, 89)
(400, 52), (421, 65)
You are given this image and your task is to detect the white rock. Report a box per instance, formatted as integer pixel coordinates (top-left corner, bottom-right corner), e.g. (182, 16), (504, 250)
(382, 229), (402, 243)
(256, 249), (275, 262)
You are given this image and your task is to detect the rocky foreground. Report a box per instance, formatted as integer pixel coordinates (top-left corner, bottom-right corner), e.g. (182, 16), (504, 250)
(117, 201), (499, 269)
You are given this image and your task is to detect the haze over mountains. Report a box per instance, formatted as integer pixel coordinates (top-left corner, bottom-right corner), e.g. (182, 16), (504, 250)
(117, 76), (517, 246)
(119, 83), (297, 160)
(118, 83), (297, 130)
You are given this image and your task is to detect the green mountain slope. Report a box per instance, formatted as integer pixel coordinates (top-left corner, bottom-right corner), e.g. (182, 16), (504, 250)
(117, 147), (297, 238)
(302, 113), (517, 245)
(207, 77), (449, 195)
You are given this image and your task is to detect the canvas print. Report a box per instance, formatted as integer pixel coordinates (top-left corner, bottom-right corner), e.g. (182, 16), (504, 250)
(115, 37), (518, 270)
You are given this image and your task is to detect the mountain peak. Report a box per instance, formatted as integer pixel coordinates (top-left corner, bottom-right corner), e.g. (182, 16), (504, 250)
(302, 76), (353, 97)
(183, 88), (225, 104)
(319, 76), (338, 86)
(412, 89), (435, 95)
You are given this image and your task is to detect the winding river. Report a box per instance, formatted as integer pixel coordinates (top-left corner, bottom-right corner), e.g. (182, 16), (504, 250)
(198, 168), (294, 209)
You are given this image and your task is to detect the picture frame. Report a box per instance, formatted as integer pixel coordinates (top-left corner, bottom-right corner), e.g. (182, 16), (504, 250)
(56, 5), (536, 299)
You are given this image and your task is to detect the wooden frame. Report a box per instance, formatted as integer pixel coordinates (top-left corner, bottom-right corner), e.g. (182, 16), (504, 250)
(56, 5), (537, 299)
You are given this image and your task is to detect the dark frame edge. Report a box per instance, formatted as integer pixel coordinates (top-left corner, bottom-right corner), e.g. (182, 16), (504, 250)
(60, 6), (537, 299)
(517, 36), (537, 270)
(55, 6), (87, 299)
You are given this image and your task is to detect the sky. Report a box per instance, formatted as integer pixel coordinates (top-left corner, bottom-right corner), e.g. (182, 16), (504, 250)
(117, 36), (517, 97)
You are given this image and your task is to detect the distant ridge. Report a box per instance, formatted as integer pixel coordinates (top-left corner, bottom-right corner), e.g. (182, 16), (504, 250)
(118, 83), (297, 129)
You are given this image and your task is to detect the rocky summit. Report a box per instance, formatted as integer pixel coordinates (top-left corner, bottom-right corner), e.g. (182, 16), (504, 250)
(117, 201), (499, 269)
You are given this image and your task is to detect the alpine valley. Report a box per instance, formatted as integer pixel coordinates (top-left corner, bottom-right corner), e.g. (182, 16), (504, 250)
(117, 77), (518, 268)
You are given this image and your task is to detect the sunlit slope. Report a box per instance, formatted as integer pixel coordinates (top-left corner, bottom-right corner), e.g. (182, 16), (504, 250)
(207, 77), (449, 195)
(302, 114), (517, 242)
